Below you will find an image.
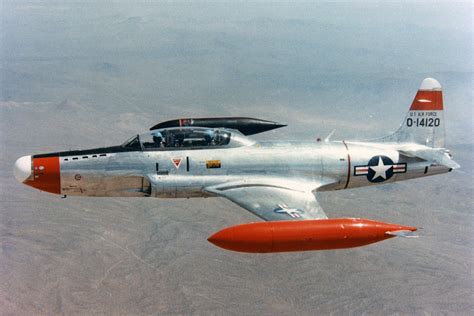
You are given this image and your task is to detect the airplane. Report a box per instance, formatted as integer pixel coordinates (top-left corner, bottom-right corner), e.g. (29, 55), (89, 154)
(13, 78), (460, 253)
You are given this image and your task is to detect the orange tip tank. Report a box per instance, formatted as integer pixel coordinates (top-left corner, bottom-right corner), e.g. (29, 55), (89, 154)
(208, 218), (417, 253)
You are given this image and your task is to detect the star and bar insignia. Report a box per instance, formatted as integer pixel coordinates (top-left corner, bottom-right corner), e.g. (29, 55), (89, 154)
(354, 155), (406, 183)
(274, 204), (305, 218)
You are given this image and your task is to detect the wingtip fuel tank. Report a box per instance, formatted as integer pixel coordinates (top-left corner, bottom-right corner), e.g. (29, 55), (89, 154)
(150, 117), (286, 135)
(208, 218), (417, 253)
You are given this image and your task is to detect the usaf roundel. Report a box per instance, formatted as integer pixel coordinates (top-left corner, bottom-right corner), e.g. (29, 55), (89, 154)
(354, 155), (406, 183)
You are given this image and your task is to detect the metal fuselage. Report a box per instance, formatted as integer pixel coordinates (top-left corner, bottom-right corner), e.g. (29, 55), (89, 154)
(53, 140), (448, 198)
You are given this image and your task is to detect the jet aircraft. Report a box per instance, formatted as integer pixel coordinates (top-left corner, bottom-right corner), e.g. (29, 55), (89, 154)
(14, 78), (459, 253)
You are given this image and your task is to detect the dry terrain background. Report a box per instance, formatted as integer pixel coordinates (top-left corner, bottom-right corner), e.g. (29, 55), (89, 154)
(1, 2), (472, 314)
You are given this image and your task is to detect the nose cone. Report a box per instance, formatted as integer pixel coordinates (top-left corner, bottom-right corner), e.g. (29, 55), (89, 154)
(14, 155), (32, 183)
(15, 155), (61, 194)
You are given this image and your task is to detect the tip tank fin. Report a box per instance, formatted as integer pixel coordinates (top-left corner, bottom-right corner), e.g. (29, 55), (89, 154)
(385, 230), (419, 238)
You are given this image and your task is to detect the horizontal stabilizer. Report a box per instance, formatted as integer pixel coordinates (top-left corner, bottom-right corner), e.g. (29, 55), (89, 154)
(399, 147), (460, 169)
(385, 230), (419, 238)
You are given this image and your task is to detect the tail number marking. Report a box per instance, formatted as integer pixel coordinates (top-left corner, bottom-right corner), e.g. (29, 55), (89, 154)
(406, 117), (440, 127)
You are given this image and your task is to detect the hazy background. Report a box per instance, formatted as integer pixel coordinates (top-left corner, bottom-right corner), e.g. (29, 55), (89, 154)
(1, 1), (472, 314)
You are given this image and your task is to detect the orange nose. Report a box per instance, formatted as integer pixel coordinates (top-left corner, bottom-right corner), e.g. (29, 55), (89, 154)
(24, 156), (61, 194)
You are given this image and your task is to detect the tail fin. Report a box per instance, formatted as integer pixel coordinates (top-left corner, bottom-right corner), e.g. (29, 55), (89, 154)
(378, 78), (445, 148)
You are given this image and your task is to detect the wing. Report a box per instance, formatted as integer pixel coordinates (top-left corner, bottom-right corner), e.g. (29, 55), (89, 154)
(204, 179), (332, 221)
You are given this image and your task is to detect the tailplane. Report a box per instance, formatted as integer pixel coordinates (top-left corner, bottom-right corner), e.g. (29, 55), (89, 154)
(377, 78), (445, 147)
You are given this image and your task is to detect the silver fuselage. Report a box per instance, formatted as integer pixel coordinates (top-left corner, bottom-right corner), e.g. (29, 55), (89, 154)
(59, 140), (449, 198)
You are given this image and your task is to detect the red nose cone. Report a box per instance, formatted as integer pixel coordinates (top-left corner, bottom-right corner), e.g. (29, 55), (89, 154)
(208, 218), (417, 253)
(24, 156), (61, 194)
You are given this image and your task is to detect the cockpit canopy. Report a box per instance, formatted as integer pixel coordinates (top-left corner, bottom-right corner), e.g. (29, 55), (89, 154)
(122, 127), (253, 151)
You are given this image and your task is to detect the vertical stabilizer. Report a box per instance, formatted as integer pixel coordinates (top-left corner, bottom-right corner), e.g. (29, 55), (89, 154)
(377, 78), (445, 147)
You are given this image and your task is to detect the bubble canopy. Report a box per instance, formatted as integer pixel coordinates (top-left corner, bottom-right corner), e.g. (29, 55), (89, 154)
(122, 127), (254, 151)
